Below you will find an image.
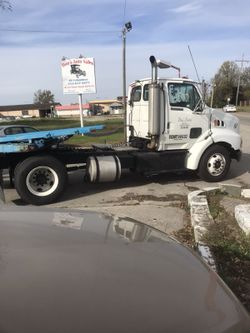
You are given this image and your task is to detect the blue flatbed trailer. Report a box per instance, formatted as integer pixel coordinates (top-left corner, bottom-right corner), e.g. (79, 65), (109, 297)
(0, 125), (186, 206)
(0, 125), (104, 153)
(0, 125), (136, 205)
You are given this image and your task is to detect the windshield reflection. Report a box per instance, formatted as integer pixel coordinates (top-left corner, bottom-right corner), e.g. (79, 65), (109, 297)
(51, 211), (172, 244)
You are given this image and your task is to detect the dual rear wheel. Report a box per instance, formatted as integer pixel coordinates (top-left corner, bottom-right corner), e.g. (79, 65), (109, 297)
(14, 155), (67, 205)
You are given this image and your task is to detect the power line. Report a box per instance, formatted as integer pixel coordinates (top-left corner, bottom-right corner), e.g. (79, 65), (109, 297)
(235, 58), (250, 64)
(0, 28), (120, 34)
(188, 45), (200, 83)
(235, 54), (250, 106)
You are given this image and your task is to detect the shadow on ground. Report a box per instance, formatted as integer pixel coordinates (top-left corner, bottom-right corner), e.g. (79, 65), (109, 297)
(7, 152), (248, 206)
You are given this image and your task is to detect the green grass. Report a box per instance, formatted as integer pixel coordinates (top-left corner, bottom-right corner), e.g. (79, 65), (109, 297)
(68, 128), (124, 146)
(2, 117), (81, 129)
(204, 192), (250, 311)
(174, 191), (250, 312)
(237, 106), (250, 112)
(2, 117), (125, 145)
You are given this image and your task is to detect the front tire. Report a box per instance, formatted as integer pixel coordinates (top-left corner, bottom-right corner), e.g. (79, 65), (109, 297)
(14, 155), (67, 205)
(198, 145), (231, 182)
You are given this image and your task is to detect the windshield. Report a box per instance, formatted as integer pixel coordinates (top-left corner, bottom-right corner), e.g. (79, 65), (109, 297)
(168, 83), (201, 111)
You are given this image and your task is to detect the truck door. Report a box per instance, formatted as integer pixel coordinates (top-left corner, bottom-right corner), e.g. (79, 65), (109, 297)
(166, 82), (209, 149)
(128, 84), (148, 138)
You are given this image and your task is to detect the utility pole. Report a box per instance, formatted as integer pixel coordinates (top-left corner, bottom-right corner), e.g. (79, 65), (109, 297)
(235, 54), (250, 107)
(122, 21), (132, 143)
(210, 84), (216, 108)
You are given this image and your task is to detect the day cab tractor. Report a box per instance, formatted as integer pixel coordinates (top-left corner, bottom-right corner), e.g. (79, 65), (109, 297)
(126, 56), (241, 182)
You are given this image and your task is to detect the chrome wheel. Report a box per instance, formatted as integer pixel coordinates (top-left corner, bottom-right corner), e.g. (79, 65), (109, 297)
(207, 153), (226, 177)
(26, 166), (59, 197)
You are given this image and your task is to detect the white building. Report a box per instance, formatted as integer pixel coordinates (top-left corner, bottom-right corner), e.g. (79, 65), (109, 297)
(55, 104), (91, 117)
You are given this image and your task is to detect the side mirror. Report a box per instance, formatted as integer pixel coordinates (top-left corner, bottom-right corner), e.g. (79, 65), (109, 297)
(193, 99), (204, 113)
(128, 100), (133, 107)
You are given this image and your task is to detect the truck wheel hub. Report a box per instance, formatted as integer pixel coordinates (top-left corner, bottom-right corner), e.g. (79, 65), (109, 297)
(33, 170), (50, 187)
(207, 153), (226, 176)
(214, 160), (221, 169)
(26, 166), (59, 197)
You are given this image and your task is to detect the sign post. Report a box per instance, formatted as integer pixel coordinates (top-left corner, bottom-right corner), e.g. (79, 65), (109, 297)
(61, 57), (96, 127)
(79, 94), (83, 127)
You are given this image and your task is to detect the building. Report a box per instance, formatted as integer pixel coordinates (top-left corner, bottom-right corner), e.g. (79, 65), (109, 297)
(55, 104), (91, 117)
(89, 99), (123, 114)
(109, 102), (124, 115)
(0, 99), (124, 119)
(0, 103), (60, 119)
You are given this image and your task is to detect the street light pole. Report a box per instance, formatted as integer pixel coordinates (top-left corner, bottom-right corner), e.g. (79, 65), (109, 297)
(210, 84), (216, 108)
(122, 21), (132, 143)
(122, 27), (126, 142)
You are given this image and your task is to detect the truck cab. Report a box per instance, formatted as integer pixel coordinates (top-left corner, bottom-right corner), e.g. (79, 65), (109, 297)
(127, 77), (211, 151)
(127, 56), (241, 182)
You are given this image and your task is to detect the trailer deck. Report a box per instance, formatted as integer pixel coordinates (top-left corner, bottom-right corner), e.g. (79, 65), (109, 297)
(0, 125), (104, 153)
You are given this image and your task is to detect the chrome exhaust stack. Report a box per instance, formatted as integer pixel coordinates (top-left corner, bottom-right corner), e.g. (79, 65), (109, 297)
(148, 56), (161, 149)
(148, 56), (179, 149)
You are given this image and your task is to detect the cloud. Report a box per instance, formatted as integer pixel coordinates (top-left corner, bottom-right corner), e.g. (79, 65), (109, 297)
(170, 1), (201, 14)
(0, 0), (249, 106)
(0, 35), (249, 105)
(1, 0), (250, 47)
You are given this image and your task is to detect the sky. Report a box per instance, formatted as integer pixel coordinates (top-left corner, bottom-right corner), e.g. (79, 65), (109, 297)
(0, 0), (250, 105)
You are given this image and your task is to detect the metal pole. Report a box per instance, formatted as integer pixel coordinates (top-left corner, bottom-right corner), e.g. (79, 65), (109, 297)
(122, 28), (127, 143)
(0, 170), (5, 204)
(210, 85), (214, 108)
(79, 94), (84, 127)
(235, 55), (244, 107)
(171, 64), (181, 78)
(235, 55), (250, 107)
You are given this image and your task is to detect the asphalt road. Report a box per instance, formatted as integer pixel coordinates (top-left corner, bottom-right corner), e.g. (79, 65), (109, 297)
(3, 111), (250, 234)
(229, 112), (250, 186)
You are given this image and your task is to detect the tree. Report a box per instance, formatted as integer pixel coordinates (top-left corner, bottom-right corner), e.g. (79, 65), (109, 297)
(241, 67), (250, 101)
(212, 61), (239, 107)
(33, 89), (55, 106)
(0, 0), (12, 10)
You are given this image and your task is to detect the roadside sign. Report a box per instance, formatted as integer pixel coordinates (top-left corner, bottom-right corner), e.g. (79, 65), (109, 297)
(61, 57), (96, 94)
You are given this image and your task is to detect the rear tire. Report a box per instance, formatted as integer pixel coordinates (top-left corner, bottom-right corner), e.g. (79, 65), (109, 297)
(198, 145), (231, 182)
(14, 155), (67, 205)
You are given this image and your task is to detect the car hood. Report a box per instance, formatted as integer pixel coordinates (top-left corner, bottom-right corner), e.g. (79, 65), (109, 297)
(0, 205), (249, 333)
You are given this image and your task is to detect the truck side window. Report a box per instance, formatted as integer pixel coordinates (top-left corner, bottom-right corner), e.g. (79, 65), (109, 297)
(131, 86), (142, 102)
(143, 84), (149, 101)
(168, 83), (201, 111)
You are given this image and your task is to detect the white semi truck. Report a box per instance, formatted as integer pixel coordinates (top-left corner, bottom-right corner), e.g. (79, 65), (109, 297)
(0, 56), (241, 205)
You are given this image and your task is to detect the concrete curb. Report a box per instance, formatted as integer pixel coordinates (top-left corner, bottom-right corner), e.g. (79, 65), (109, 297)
(235, 205), (250, 236)
(218, 183), (250, 236)
(188, 189), (217, 272)
(189, 184), (250, 271)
